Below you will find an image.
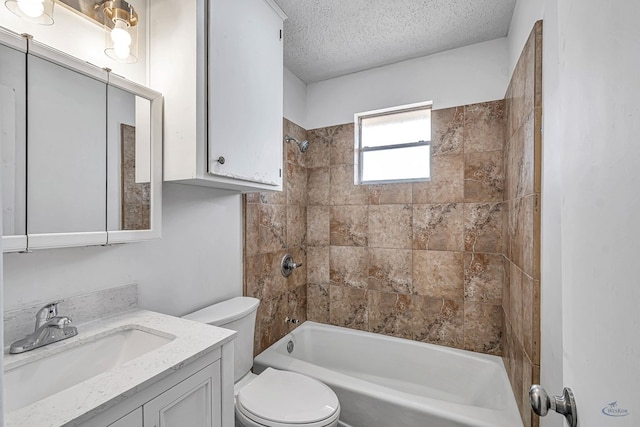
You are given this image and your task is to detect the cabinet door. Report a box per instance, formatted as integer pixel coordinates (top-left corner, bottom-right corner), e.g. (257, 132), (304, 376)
(108, 407), (143, 427)
(0, 34), (27, 252)
(26, 51), (108, 248)
(143, 361), (221, 427)
(208, 0), (283, 187)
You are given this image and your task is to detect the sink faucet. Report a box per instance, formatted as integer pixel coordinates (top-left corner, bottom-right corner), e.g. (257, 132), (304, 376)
(10, 301), (78, 354)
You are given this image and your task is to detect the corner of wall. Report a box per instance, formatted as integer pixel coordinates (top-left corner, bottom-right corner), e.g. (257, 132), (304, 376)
(283, 67), (308, 130)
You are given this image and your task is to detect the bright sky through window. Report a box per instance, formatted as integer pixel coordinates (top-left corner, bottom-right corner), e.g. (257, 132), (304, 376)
(355, 102), (432, 184)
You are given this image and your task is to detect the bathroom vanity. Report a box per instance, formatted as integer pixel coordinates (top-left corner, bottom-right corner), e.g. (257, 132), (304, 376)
(3, 310), (236, 427)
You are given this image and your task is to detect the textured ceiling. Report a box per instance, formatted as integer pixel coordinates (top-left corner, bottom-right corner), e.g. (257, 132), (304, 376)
(273, 0), (517, 83)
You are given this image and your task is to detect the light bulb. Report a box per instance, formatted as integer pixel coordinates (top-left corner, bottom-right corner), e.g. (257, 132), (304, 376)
(111, 19), (132, 46)
(113, 44), (130, 60)
(17, 0), (44, 18)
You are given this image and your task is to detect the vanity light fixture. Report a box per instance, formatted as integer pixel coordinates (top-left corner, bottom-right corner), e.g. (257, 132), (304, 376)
(101, 0), (137, 63)
(4, 0), (55, 25)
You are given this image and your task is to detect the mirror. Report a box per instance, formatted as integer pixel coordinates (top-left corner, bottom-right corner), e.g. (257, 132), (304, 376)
(0, 34), (27, 251)
(107, 85), (152, 232)
(27, 52), (108, 236)
(0, 32), (162, 252)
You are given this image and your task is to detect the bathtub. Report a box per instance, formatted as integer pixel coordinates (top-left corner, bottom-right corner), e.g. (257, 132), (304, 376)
(253, 322), (523, 427)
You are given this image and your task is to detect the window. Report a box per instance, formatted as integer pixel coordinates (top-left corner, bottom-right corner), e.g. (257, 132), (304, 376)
(355, 101), (432, 184)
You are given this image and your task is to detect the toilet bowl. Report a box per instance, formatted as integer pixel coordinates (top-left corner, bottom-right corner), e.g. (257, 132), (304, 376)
(183, 297), (340, 427)
(235, 369), (340, 427)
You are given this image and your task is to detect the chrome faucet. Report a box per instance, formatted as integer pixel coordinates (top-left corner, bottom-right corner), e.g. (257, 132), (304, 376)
(9, 301), (78, 354)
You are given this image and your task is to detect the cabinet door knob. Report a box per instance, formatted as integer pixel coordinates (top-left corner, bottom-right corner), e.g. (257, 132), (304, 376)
(216, 156), (225, 164)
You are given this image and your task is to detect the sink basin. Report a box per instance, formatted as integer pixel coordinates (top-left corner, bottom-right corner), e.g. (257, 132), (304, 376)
(4, 326), (175, 412)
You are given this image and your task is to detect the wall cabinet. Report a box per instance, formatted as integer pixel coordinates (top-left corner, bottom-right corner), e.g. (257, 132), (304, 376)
(0, 29), (163, 252)
(149, 0), (286, 192)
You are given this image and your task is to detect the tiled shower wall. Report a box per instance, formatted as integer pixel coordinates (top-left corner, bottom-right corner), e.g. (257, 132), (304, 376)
(305, 100), (506, 354)
(502, 21), (542, 427)
(245, 105), (507, 356)
(244, 119), (309, 356)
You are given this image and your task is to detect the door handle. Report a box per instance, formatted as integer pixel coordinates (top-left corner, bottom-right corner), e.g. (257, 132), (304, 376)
(529, 385), (577, 427)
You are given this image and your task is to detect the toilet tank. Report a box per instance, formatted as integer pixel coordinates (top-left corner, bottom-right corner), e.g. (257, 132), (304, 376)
(182, 297), (259, 382)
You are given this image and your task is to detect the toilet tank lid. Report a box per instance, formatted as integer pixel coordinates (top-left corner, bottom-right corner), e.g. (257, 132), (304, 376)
(182, 297), (260, 326)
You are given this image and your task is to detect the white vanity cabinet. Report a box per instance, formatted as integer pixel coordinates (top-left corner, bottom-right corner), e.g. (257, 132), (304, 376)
(85, 345), (233, 427)
(143, 360), (221, 427)
(149, 0), (286, 192)
(105, 362), (221, 427)
(107, 408), (142, 427)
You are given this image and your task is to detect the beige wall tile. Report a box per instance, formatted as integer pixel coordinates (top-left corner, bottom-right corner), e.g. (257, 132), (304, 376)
(329, 246), (369, 289)
(330, 164), (368, 205)
(369, 183), (412, 205)
(307, 246), (330, 284)
(367, 291), (414, 339)
(259, 204), (287, 253)
(431, 106), (464, 156)
(286, 206), (307, 247)
(464, 253), (504, 304)
(330, 123), (355, 166)
(307, 284), (330, 323)
(287, 285), (307, 328)
(413, 296), (463, 348)
(245, 203), (260, 256)
(368, 205), (413, 249)
(307, 167), (330, 206)
(368, 248), (413, 294)
(522, 273), (534, 362)
(246, 192), (261, 204)
(463, 302), (503, 355)
(532, 279), (541, 365)
(330, 205), (368, 247)
(329, 285), (368, 330)
(464, 150), (504, 202)
(502, 258), (511, 317)
(509, 262), (524, 347)
(413, 203), (464, 251)
(464, 100), (505, 153)
(307, 206), (330, 246)
(413, 250), (464, 300)
(413, 154), (464, 203)
(286, 162), (308, 206)
(464, 202), (504, 253)
(306, 128), (331, 168)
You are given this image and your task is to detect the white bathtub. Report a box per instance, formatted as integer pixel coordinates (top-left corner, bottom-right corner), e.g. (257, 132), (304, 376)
(253, 322), (523, 427)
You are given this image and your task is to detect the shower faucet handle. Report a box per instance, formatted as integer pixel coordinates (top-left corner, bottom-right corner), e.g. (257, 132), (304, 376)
(280, 253), (302, 277)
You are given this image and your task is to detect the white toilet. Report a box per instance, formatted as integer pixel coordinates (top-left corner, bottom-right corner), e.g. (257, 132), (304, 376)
(183, 297), (340, 427)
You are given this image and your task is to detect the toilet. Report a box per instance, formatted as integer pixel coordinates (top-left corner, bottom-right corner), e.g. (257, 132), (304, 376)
(183, 297), (340, 427)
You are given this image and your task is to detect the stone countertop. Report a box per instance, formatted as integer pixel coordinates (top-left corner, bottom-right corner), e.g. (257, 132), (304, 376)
(4, 309), (236, 427)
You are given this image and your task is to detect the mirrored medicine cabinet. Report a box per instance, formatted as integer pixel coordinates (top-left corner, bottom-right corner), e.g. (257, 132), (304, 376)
(0, 29), (162, 252)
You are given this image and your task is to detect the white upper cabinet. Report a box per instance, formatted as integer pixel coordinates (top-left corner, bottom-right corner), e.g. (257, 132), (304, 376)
(149, 0), (286, 192)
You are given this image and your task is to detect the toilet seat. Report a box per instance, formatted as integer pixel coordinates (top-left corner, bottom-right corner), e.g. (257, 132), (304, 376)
(236, 368), (340, 427)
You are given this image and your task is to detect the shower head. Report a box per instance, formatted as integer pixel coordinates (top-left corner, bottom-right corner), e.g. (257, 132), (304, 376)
(284, 135), (309, 153)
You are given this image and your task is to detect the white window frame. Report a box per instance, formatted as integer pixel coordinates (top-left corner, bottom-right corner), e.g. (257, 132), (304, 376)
(354, 101), (433, 185)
